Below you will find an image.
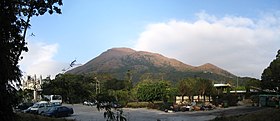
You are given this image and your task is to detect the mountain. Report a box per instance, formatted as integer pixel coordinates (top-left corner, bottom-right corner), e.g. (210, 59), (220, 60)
(195, 63), (233, 77)
(67, 47), (235, 83)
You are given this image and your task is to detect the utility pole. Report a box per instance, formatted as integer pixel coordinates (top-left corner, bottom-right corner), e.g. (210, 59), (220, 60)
(95, 77), (100, 94)
(236, 76), (239, 87)
(126, 70), (132, 91)
(33, 74), (37, 101)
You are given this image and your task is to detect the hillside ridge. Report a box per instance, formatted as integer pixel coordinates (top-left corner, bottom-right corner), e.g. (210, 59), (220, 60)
(67, 48), (235, 82)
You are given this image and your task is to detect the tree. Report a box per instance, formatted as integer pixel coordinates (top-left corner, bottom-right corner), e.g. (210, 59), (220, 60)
(196, 78), (214, 102)
(102, 78), (130, 106)
(177, 78), (197, 102)
(42, 74), (95, 103)
(135, 80), (171, 103)
(261, 49), (280, 92)
(109, 90), (129, 105)
(103, 78), (126, 91)
(21, 89), (34, 102)
(177, 79), (188, 102)
(135, 80), (156, 102)
(0, 0), (62, 120)
(245, 77), (261, 92)
(95, 92), (128, 121)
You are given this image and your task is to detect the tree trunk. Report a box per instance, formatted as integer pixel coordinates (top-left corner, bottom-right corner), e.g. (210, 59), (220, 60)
(203, 94), (206, 102)
(0, 86), (16, 121)
(181, 95), (184, 103)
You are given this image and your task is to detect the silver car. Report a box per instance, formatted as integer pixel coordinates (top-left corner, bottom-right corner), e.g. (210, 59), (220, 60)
(30, 101), (49, 114)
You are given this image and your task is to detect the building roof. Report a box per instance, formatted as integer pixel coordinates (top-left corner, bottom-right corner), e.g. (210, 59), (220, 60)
(214, 83), (231, 87)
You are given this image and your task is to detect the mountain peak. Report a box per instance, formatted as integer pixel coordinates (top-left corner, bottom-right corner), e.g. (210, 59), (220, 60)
(199, 63), (218, 68)
(197, 63), (233, 77)
(67, 47), (235, 82)
(108, 47), (136, 53)
(98, 47), (136, 60)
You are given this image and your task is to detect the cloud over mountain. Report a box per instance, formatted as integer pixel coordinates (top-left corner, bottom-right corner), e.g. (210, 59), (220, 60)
(19, 41), (67, 79)
(134, 11), (280, 78)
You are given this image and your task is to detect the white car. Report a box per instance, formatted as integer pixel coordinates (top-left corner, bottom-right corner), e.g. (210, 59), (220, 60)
(83, 101), (89, 105)
(83, 101), (96, 106)
(30, 101), (49, 114)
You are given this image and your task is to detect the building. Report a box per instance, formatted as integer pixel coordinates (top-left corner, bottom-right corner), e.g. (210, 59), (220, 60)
(22, 75), (43, 102)
(214, 83), (232, 95)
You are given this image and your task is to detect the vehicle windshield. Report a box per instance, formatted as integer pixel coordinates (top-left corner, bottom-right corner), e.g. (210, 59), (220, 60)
(48, 107), (57, 112)
(31, 103), (39, 108)
(51, 102), (61, 106)
(46, 104), (53, 107)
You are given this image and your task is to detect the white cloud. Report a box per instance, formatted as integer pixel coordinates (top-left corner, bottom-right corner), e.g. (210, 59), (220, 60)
(19, 41), (67, 79)
(134, 11), (280, 78)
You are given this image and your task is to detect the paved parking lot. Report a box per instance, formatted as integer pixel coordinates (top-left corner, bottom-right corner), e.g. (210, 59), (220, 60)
(65, 104), (216, 121)
(65, 104), (262, 121)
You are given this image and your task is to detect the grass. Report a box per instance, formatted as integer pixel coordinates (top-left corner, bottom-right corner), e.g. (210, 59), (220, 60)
(211, 108), (280, 121)
(16, 113), (75, 121)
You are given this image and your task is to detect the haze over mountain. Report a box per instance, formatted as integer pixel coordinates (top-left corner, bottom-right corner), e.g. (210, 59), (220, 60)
(67, 48), (236, 83)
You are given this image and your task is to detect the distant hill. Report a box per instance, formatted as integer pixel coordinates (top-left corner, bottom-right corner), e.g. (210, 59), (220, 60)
(67, 48), (236, 83)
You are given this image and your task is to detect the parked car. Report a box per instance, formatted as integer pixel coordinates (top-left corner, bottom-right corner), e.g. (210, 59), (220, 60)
(83, 101), (89, 105)
(22, 107), (31, 113)
(15, 102), (34, 112)
(50, 102), (62, 106)
(42, 106), (74, 117)
(38, 104), (54, 115)
(83, 100), (96, 106)
(30, 101), (49, 114)
(111, 102), (122, 108)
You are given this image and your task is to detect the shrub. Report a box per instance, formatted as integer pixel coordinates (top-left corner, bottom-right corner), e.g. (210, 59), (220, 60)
(126, 101), (173, 110)
(126, 102), (150, 108)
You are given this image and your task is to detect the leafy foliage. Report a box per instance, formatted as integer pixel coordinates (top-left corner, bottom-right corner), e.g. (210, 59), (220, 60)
(177, 78), (197, 98)
(196, 78), (214, 96)
(176, 78), (215, 102)
(261, 49), (280, 92)
(103, 78), (127, 90)
(134, 80), (171, 103)
(95, 93), (127, 121)
(101, 108), (127, 121)
(100, 77), (131, 105)
(0, 0), (62, 120)
(19, 89), (34, 102)
(244, 77), (261, 92)
(42, 74), (95, 103)
(109, 90), (129, 106)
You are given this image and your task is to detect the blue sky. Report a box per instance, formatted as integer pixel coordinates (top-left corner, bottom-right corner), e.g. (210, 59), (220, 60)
(20, 0), (280, 79)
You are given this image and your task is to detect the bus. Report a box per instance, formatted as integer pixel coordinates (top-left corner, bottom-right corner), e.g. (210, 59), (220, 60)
(43, 95), (62, 105)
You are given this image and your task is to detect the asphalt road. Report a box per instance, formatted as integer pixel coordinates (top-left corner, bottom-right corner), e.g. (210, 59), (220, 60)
(64, 104), (263, 121)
